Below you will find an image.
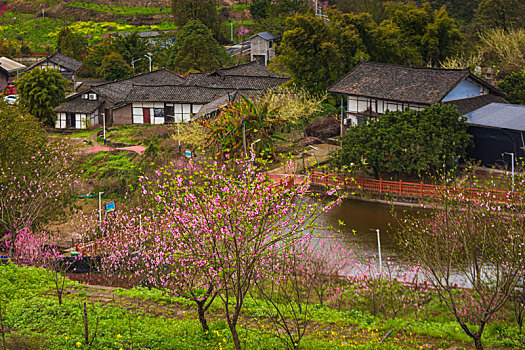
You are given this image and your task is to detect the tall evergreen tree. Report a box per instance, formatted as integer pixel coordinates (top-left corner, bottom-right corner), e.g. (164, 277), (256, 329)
(166, 20), (231, 73)
(172, 0), (220, 38)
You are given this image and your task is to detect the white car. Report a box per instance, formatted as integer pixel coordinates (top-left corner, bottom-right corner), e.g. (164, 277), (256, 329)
(4, 95), (18, 105)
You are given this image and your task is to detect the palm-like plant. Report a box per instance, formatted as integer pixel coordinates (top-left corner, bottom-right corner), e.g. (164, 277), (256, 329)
(203, 94), (285, 159)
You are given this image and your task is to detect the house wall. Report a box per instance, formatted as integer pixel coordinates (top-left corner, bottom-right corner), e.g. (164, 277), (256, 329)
(345, 95), (426, 125)
(55, 111), (99, 129)
(442, 79), (486, 102)
(250, 36), (274, 65)
(112, 104), (132, 125)
(132, 102), (203, 124)
(0, 71), (8, 91)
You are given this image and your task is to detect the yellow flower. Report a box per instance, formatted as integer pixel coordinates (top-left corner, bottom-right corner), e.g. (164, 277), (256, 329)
(114, 342), (117, 345)
(223, 338), (227, 343)
(455, 327), (459, 331)
(117, 334), (122, 339)
(76, 342), (82, 348)
(65, 336), (69, 340)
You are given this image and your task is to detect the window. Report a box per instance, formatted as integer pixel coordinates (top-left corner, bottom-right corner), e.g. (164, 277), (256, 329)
(154, 108), (164, 119)
(81, 94), (89, 100)
(269, 41), (273, 48)
(88, 93), (97, 101)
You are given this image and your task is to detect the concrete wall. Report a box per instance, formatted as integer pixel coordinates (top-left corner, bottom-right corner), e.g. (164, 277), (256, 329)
(250, 36), (274, 65)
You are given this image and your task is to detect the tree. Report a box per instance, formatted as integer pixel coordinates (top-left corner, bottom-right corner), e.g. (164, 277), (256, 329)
(385, 1), (462, 65)
(333, 104), (472, 178)
(16, 68), (69, 126)
(497, 70), (525, 104)
(55, 27), (88, 61)
(99, 52), (133, 81)
(478, 28), (525, 76)
(171, 0), (220, 38)
(397, 173), (525, 350)
(279, 12), (366, 93)
(0, 102), (46, 171)
(474, 0), (525, 31)
(250, 0), (270, 19)
(0, 140), (77, 247)
(80, 39), (114, 78)
(203, 94), (285, 159)
(112, 32), (151, 74)
(166, 20), (231, 73)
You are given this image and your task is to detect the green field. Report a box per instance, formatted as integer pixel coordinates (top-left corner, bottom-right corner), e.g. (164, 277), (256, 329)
(66, 1), (169, 16)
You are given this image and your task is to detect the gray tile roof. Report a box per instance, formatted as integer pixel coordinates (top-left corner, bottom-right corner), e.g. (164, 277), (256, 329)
(250, 32), (276, 41)
(465, 103), (525, 131)
(25, 52), (83, 72)
(91, 69), (185, 103)
(213, 61), (278, 77)
(328, 60), (503, 105)
(445, 94), (508, 115)
(54, 95), (102, 114)
(184, 73), (287, 90)
(193, 91), (238, 120)
(126, 85), (258, 104)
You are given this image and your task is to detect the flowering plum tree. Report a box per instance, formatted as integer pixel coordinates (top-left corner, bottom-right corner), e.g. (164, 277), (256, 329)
(0, 141), (77, 249)
(397, 182), (525, 350)
(95, 156), (344, 349)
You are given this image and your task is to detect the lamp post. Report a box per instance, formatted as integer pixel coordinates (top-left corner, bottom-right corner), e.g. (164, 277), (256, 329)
(131, 57), (141, 71)
(370, 228), (382, 275)
(504, 152), (515, 191)
(144, 53), (152, 72)
(308, 145), (319, 167)
(98, 192), (104, 223)
(231, 20), (234, 44)
(102, 109), (106, 145)
(250, 139), (261, 154)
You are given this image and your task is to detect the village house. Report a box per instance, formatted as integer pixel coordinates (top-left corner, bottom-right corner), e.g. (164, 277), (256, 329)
(328, 60), (507, 128)
(54, 62), (288, 129)
(54, 69), (183, 129)
(249, 32), (276, 66)
(23, 52), (83, 90)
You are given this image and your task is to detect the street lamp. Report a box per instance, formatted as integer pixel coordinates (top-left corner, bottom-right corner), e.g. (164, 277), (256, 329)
(144, 53), (152, 72)
(250, 139), (261, 154)
(504, 152), (515, 191)
(308, 145), (319, 167)
(370, 228), (382, 275)
(131, 57), (142, 71)
(98, 191), (104, 223)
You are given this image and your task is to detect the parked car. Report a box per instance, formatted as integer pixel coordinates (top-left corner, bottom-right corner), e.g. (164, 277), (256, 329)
(4, 94), (18, 105)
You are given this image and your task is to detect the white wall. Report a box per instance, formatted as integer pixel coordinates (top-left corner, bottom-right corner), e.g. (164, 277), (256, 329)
(345, 95), (427, 125)
(442, 79), (485, 102)
(132, 102), (203, 124)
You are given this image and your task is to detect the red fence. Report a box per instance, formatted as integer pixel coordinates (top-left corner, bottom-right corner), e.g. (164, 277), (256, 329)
(310, 172), (521, 203)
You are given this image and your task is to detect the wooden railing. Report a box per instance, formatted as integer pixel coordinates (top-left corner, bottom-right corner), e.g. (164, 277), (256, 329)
(310, 172), (521, 203)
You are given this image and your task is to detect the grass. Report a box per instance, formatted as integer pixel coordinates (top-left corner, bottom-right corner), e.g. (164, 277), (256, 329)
(1, 263), (523, 349)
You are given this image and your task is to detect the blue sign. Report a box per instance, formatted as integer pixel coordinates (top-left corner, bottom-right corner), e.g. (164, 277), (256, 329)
(105, 201), (116, 212)
(185, 149), (192, 158)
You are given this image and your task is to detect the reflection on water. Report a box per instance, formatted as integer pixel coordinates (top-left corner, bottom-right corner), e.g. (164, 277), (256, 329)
(319, 199), (426, 260)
